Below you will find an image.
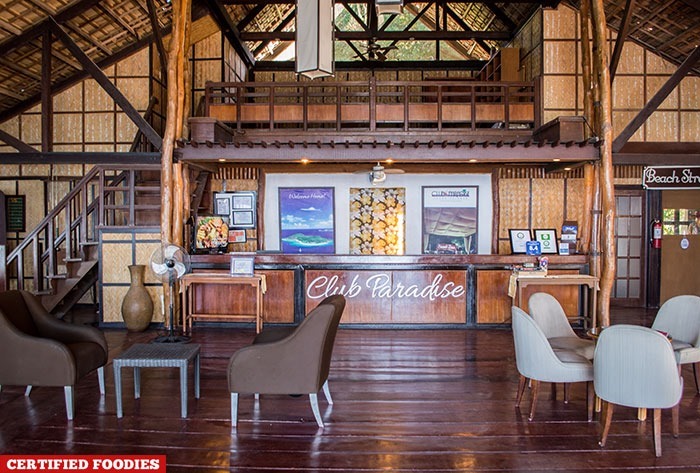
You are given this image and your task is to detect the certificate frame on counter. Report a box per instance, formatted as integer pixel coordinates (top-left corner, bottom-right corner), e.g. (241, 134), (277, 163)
(230, 256), (255, 276)
(509, 229), (531, 254)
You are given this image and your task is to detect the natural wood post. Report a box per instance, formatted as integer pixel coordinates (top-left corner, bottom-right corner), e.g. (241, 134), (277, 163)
(590, 0), (616, 327)
(578, 0), (595, 256)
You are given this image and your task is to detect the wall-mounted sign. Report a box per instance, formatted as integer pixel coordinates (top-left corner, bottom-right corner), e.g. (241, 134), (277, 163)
(6, 195), (26, 232)
(643, 166), (700, 190)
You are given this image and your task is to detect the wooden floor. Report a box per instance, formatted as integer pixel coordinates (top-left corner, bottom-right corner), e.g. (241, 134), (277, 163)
(2, 307), (700, 472)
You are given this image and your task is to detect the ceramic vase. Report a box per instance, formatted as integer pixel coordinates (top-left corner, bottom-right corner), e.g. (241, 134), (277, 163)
(121, 264), (153, 332)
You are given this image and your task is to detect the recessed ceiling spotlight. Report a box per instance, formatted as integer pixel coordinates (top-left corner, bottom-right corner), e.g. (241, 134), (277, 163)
(469, 159), (477, 163)
(553, 158), (561, 162)
(301, 158), (310, 164)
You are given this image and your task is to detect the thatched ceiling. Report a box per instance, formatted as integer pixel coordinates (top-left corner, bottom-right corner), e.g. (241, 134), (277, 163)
(0, 0), (698, 123)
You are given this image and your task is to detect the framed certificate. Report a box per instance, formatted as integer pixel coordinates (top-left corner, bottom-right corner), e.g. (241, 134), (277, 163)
(230, 256), (255, 276)
(534, 228), (559, 254)
(509, 229), (531, 254)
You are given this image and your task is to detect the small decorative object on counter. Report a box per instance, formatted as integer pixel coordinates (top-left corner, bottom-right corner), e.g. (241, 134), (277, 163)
(538, 256), (549, 271)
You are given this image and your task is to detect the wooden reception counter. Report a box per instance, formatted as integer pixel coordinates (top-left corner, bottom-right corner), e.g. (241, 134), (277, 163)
(189, 254), (590, 328)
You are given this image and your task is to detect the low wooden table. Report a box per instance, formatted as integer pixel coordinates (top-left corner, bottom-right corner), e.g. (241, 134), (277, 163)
(113, 343), (201, 418)
(181, 272), (266, 333)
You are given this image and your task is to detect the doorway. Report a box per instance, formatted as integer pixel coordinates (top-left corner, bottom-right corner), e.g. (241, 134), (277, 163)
(611, 189), (646, 307)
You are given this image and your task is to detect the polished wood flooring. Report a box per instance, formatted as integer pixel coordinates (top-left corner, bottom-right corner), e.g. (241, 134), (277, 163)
(1, 307), (699, 472)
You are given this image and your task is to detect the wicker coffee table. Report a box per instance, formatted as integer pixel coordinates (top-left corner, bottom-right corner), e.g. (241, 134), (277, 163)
(113, 343), (201, 418)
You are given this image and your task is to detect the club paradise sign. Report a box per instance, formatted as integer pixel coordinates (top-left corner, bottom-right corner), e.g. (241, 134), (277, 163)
(306, 273), (466, 300)
(643, 166), (700, 190)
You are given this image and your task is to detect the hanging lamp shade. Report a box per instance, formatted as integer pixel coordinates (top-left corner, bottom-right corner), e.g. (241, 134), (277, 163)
(295, 0), (335, 79)
(376, 0), (403, 15)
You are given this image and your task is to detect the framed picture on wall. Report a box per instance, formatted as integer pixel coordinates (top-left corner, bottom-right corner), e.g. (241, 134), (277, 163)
(421, 186), (478, 255)
(509, 229), (531, 254)
(214, 196), (231, 216)
(534, 228), (558, 254)
(279, 187), (335, 254)
(230, 256), (254, 276)
(232, 192), (255, 210)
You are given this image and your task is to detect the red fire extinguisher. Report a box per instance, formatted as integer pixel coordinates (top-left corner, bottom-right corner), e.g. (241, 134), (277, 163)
(651, 220), (662, 249)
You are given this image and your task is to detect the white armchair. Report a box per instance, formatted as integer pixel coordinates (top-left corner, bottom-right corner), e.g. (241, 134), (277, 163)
(511, 306), (594, 421)
(594, 324), (682, 457)
(651, 295), (700, 392)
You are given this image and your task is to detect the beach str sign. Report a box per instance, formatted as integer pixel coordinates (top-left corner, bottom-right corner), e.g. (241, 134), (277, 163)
(643, 166), (700, 190)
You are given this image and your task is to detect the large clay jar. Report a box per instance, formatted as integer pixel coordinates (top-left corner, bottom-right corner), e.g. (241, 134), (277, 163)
(121, 264), (154, 332)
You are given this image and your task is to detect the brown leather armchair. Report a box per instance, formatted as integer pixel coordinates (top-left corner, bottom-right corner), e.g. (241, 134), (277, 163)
(0, 290), (108, 420)
(228, 294), (346, 428)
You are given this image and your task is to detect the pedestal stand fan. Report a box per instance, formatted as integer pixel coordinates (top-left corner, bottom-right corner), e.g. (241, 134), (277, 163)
(149, 244), (191, 343)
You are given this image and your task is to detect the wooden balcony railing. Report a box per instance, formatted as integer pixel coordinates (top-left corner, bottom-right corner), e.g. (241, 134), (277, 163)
(2, 164), (160, 293)
(204, 77), (540, 134)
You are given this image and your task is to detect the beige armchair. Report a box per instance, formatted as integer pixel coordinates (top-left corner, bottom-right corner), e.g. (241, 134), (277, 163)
(511, 306), (594, 421)
(227, 294), (346, 428)
(651, 295), (700, 392)
(528, 292), (595, 360)
(0, 290), (108, 420)
(594, 324), (682, 457)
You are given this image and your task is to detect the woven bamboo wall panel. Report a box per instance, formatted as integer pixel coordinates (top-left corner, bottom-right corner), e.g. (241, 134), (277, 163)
(564, 178), (585, 225)
(195, 60), (220, 90)
(102, 233), (134, 241)
(102, 243), (133, 284)
(681, 112), (700, 141)
(85, 113), (115, 143)
(532, 178), (564, 230)
(84, 144), (114, 152)
(0, 182), (15, 195)
(617, 41), (645, 75)
(647, 112), (679, 141)
(51, 164), (85, 177)
(85, 80), (113, 112)
(613, 111), (644, 141)
(54, 114), (83, 144)
(116, 114), (138, 142)
(680, 77), (700, 109)
(53, 84), (82, 113)
(136, 242), (162, 284)
(647, 76), (679, 109)
(543, 109), (564, 125)
(499, 179), (529, 238)
(102, 286), (127, 323)
(544, 42), (576, 74)
(117, 78), (150, 110)
(646, 53), (677, 75)
(0, 165), (19, 177)
(194, 31), (221, 57)
(19, 165), (49, 177)
(612, 77), (644, 109)
(543, 6), (576, 40)
(543, 76), (576, 109)
(116, 49), (150, 76)
(20, 114), (41, 144)
(17, 181), (43, 231)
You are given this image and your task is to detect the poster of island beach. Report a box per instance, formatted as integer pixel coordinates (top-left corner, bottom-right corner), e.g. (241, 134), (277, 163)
(279, 187), (336, 253)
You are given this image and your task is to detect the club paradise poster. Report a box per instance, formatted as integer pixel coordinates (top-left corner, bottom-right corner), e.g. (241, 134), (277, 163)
(279, 187), (335, 253)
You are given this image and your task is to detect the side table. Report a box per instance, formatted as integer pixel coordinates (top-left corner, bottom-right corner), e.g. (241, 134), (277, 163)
(113, 343), (201, 418)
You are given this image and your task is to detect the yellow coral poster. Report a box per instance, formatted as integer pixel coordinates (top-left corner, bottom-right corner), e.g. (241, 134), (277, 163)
(349, 187), (405, 255)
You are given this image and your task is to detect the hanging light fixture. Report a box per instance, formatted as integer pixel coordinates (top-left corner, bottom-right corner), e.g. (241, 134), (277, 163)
(376, 0), (403, 16)
(295, 0), (335, 79)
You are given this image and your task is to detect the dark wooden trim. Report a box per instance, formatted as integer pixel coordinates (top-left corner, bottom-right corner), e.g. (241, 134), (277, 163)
(0, 152), (161, 165)
(646, 189), (661, 308)
(48, 17), (163, 151)
(240, 30), (511, 42)
(146, 0), (168, 81)
(0, 130), (38, 153)
(204, 0), (256, 69)
(41, 29), (53, 153)
(612, 46), (700, 153)
(0, 191), (6, 291)
(252, 59), (486, 71)
(609, 0), (635, 81)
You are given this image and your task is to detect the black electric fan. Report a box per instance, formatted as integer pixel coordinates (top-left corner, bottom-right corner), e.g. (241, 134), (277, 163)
(149, 243), (191, 343)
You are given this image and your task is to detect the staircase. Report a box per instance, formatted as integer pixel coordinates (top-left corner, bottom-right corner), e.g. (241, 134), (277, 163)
(3, 164), (162, 318)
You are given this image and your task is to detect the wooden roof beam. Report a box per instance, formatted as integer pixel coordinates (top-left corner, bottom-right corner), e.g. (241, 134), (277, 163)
(612, 46), (700, 153)
(204, 0), (255, 69)
(97, 3), (139, 40)
(49, 17), (162, 150)
(609, 0), (635, 81)
(0, 130), (38, 153)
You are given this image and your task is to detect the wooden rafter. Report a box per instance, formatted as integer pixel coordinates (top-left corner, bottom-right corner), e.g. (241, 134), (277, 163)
(98, 2), (140, 40)
(147, 0), (168, 80)
(0, 130), (38, 153)
(609, 0), (635, 81)
(48, 17), (162, 150)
